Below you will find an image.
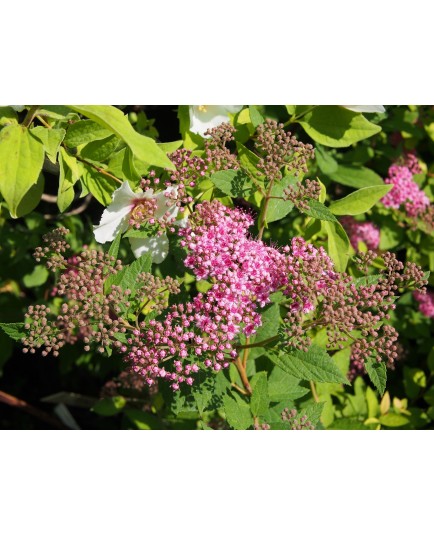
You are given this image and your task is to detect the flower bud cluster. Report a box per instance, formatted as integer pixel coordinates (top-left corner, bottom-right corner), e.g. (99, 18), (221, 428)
(283, 247), (427, 366)
(204, 123), (239, 171)
(34, 227), (70, 271)
(281, 408), (315, 430)
(283, 178), (321, 211)
(23, 231), (180, 357)
(255, 119), (314, 181)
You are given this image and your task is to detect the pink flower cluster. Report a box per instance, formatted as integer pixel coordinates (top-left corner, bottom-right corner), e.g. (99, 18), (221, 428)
(340, 216), (380, 251)
(413, 290), (434, 318)
(381, 154), (429, 217)
(124, 201), (332, 389)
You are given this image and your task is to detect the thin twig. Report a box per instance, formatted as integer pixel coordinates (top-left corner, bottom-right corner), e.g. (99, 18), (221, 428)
(41, 193), (58, 203)
(74, 154), (123, 184)
(231, 383), (249, 396)
(44, 194), (92, 220)
(22, 105), (40, 127)
(309, 381), (320, 403)
(0, 389), (67, 429)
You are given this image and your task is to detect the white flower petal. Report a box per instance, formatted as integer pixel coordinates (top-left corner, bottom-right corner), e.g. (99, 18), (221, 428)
(342, 105), (385, 114)
(222, 105), (243, 114)
(129, 234), (169, 264)
(154, 186), (179, 220)
(173, 213), (189, 228)
(189, 105), (243, 137)
(93, 181), (136, 243)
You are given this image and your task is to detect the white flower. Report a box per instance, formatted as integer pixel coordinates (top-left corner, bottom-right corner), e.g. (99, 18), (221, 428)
(342, 105), (385, 114)
(93, 181), (179, 264)
(189, 105), (243, 137)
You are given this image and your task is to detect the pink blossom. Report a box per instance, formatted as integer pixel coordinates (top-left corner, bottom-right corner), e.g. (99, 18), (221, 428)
(122, 200), (335, 389)
(413, 290), (434, 318)
(381, 156), (429, 218)
(341, 217), (380, 251)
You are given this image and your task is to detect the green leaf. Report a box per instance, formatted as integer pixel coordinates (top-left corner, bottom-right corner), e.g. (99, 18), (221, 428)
(354, 274), (382, 288)
(323, 220), (350, 272)
(250, 372), (269, 417)
(123, 229), (153, 239)
(403, 367), (427, 399)
(330, 185), (392, 216)
(210, 169), (253, 198)
(366, 386), (379, 418)
(0, 322), (26, 341)
(266, 175), (296, 223)
(157, 140), (183, 153)
(64, 119), (113, 148)
(315, 145), (338, 174)
(124, 408), (161, 429)
(379, 413), (410, 428)
(80, 165), (117, 206)
(328, 164), (384, 188)
(332, 347), (351, 377)
(268, 367), (309, 402)
(302, 402), (325, 428)
(298, 106), (382, 148)
(68, 105), (174, 169)
(269, 345), (350, 385)
(302, 199), (337, 222)
(107, 230), (122, 261)
(80, 134), (120, 162)
(250, 302), (281, 359)
(0, 106), (19, 125)
(379, 221), (405, 250)
(15, 172), (45, 218)
(107, 147), (141, 183)
(236, 142), (264, 180)
(192, 391), (212, 418)
(223, 393), (253, 430)
(31, 126), (65, 164)
(364, 358), (387, 396)
(327, 418), (368, 430)
(92, 396), (126, 416)
(104, 253), (152, 295)
(57, 148), (77, 212)
(23, 265), (49, 288)
(249, 106), (265, 128)
(0, 125), (44, 218)
(61, 148), (83, 182)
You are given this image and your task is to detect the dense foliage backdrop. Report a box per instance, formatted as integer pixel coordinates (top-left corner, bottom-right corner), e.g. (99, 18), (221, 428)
(0, 105), (433, 430)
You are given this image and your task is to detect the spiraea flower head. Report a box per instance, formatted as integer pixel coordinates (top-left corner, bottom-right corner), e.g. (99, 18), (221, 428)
(340, 216), (380, 251)
(413, 290), (434, 318)
(381, 156), (430, 218)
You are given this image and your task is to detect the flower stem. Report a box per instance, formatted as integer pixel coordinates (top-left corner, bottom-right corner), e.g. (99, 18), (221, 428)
(231, 383), (249, 396)
(235, 357), (252, 396)
(73, 153), (123, 184)
(310, 380), (320, 403)
(22, 105), (40, 127)
(242, 338), (251, 368)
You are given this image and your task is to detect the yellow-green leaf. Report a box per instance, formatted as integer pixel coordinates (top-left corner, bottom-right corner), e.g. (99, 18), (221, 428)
(68, 105), (174, 169)
(298, 106), (382, 148)
(0, 125), (44, 218)
(330, 185), (392, 216)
